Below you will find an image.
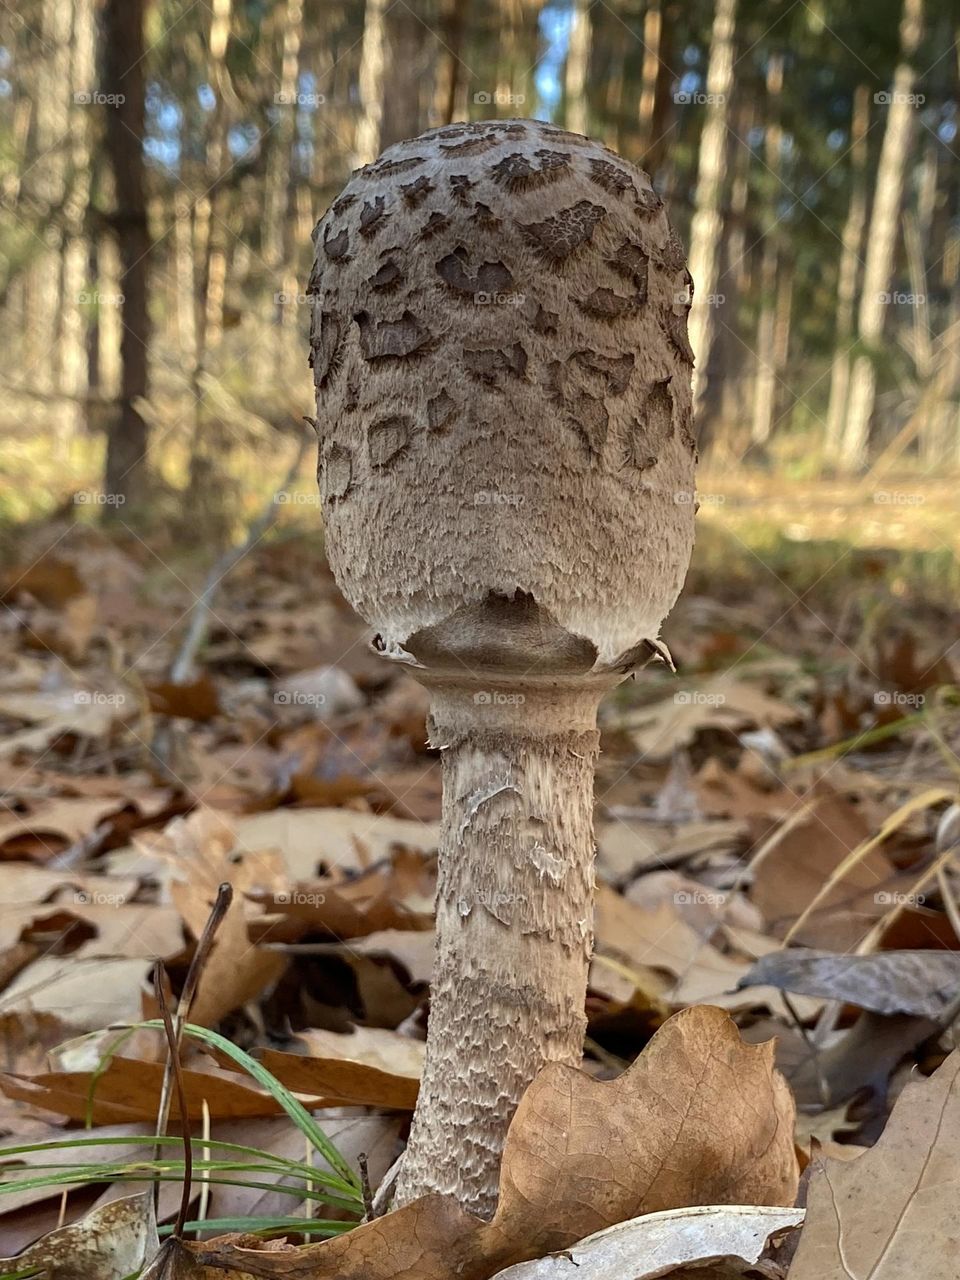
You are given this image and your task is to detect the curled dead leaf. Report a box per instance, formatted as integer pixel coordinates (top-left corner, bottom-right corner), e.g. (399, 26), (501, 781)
(738, 948), (960, 1019)
(488, 1204), (805, 1278)
(0, 1191), (158, 1279)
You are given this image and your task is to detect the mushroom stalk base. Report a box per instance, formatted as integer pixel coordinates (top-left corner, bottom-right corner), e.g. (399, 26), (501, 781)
(393, 678), (612, 1218)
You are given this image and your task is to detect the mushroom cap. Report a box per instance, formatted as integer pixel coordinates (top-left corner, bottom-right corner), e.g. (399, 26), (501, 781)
(309, 119), (696, 673)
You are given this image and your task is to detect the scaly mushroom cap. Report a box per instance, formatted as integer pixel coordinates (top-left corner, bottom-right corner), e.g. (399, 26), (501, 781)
(309, 119), (696, 674)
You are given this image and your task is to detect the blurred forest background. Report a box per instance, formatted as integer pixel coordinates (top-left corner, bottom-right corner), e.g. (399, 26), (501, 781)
(1, 0), (959, 534)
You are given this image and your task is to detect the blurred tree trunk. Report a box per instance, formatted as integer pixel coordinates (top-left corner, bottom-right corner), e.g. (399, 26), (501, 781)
(174, 191), (198, 379)
(60, 0), (96, 437)
(256, 0), (304, 388)
(264, 0), (303, 296)
(30, 0), (72, 394)
(187, 0), (233, 514)
(912, 143), (942, 463)
(824, 85), (870, 462)
(688, 0), (737, 431)
(103, 0), (150, 504)
(355, 0), (387, 164)
(564, 0), (591, 135)
(750, 52), (784, 448)
(839, 0), (923, 471)
(432, 0), (467, 126)
(717, 101), (755, 441)
(379, 5), (427, 149)
(772, 259), (794, 415)
(95, 234), (123, 401)
(197, 0), (232, 361)
(638, 0), (675, 174)
(724, 100), (753, 298)
(497, 0), (524, 118)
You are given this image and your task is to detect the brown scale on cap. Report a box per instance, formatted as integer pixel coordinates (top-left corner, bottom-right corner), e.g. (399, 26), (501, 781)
(309, 119), (697, 1218)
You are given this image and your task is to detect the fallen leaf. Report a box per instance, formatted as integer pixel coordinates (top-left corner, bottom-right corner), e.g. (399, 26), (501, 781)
(190, 1193), (470, 1277)
(0, 799), (134, 860)
(594, 889), (818, 1017)
(0, 686), (129, 760)
(596, 818), (746, 880)
(0, 557), (86, 607)
(274, 665), (364, 716)
(232, 808), (439, 880)
(788, 1050), (960, 1279)
(695, 756), (795, 821)
(249, 1027), (423, 1110)
(0, 1191), (158, 1279)
(112, 807), (440, 882)
(350, 928), (436, 985)
(0, 956), (150, 1032)
(750, 790), (894, 944)
(187, 1005), (798, 1279)
(0, 864), (140, 906)
(624, 870), (764, 940)
(248, 876), (432, 943)
(0, 1056), (326, 1124)
(145, 674), (221, 721)
(157, 809), (287, 1025)
(6, 901), (184, 961)
(745, 1010), (939, 1112)
(738, 948), (960, 1018)
(488, 1204), (805, 1278)
(619, 674), (798, 760)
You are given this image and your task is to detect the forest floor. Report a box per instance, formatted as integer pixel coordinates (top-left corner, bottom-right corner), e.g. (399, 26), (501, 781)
(0, 474), (958, 1273)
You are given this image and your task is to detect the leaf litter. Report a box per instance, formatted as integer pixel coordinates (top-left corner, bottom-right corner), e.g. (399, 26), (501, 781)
(0, 526), (959, 1274)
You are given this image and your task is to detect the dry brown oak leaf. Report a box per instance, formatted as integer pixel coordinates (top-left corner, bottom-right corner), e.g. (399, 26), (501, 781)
(788, 1048), (960, 1279)
(187, 1005), (798, 1280)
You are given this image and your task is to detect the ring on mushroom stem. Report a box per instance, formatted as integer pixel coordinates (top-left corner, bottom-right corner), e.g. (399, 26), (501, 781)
(309, 118), (697, 1218)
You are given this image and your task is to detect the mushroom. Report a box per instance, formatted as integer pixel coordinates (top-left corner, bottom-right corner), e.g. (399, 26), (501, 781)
(308, 119), (697, 1217)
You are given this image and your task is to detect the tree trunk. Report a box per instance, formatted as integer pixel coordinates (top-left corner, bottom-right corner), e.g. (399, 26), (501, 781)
(103, 0), (151, 505)
(687, 0), (738, 428)
(638, 0), (675, 175)
(355, 0), (387, 165)
(174, 192), (198, 372)
(564, 0), (591, 135)
(97, 234), (123, 400)
(186, 0), (233, 512)
(263, 0), (304, 276)
(30, 0), (72, 394)
(393, 678), (614, 1218)
(716, 102), (755, 447)
(378, 4), (425, 150)
(824, 85), (870, 461)
(432, 0), (468, 127)
(839, 0), (923, 471)
(60, 0), (96, 438)
(750, 53), (784, 448)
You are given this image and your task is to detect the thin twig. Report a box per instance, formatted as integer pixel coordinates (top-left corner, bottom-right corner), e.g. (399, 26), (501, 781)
(152, 884), (233, 1187)
(357, 1152), (375, 1221)
(153, 964), (192, 1239)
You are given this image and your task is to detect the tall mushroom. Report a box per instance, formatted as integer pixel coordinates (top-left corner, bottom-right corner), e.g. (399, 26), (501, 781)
(308, 119), (697, 1217)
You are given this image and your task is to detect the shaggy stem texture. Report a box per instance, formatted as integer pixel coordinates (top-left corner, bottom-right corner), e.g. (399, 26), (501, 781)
(394, 680), (609, 1217)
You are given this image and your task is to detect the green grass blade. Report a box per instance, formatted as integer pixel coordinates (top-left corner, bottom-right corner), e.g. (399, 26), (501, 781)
(138, 1020), (360, 1192)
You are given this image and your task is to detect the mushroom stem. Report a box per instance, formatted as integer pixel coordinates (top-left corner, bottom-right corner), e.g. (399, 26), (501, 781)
(394, 675), (616, 1216)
